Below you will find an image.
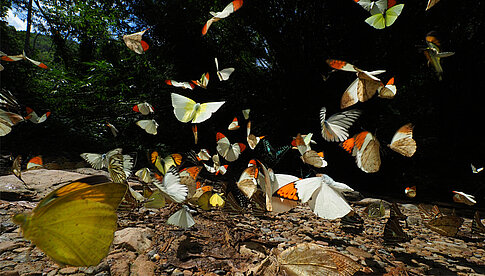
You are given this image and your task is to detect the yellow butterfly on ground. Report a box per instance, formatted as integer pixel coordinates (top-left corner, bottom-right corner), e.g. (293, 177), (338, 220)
(12, 175), (127, 267)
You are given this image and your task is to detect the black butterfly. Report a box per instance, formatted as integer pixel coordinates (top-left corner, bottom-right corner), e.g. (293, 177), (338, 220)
(383, 216), (411, 243)
(259, 139), (291, 167)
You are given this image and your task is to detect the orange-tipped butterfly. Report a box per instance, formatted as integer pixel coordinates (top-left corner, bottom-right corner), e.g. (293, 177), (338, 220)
(216, 132), (246, 162)
(165, 80), (195, 90)
(123, 29), (149, 54)
(27, 156), (43, 170)
(388, 123), (416, 157)
(202, 0), (243, 35)
(133, 102), (154, 115)
(228, 117), (240, 130)
(341, 131), (381, 173)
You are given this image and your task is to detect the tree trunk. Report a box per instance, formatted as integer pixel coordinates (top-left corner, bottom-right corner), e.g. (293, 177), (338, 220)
(24, 0), (33, 54)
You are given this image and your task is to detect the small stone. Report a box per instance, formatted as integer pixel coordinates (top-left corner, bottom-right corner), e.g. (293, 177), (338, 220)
(59, 267), (78, 274)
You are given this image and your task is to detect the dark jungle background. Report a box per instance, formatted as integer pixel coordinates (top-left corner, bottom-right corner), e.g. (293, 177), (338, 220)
(1, 0), (484, 209)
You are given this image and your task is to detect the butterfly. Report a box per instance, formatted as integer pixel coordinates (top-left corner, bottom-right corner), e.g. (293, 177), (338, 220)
(165, 80), (195, 90)
(136, 119), (158, 135)
(202, 0), (243, 35)
(277, 174), (354, 220)
(472, 211), (485, 234)
(143, 189), (166, 209)
(237, 159), (261, 199)
(150, 152), (183, 176)
(418, 204), (442, 221)
(276, 243), (362, 276)
(24, 107), (51, 124)
(133, 102), (154, 115)
(320, 107), (362, 142)
(203, 154), (228, 175)
(341, 131), (381, 173)
(216, 132), (246, 162)
(293, 133), (327, 168)
(0, 50), (49, 69)
(390, 202), (407, 223)
(167, 205), (195, 229)
(0, 88), (21, 111)
(359, 0), (405, 29)
(364, 200), (385, 218)
(11, 155), (26, 185)
(291, 132), (315, 154)
(179, 166), (203, 199)
(192, 125), (198, 144)
(452, 191), (476, 206)
(0, 109), (24, 136)
(26, 156), (43, 170)
(242, 109), (250, 120)
(377, 77), (397, 99)
(404, 186), (416, 198)
(423, 32), (454, 81)
(424, 213), (464, 237)
(343, 69), (386, 108)
(152, 167), (188, 203)
(228, 117), (240, 130)
(135, 167), (153, 183)
(215, 57), (235, 81)
(197, 189), (225, 210)
(388, 123), (417, 157)
(191, 72), (210, 89)
(262, 171), (300, 214)
(80, 148), (133, 171)
(12, 176), (127, 266)
(383, 216), (410, 243)
(123, 29), (149, 54)
(471, 164), (484, 174)
(260, 139), (291, 166)
(106, 122), (119, 137)
(426, 0), (440, 10)
(108, 153), (132, 183)
(246, 121), (264, 150)
(171, 93), (225, 123)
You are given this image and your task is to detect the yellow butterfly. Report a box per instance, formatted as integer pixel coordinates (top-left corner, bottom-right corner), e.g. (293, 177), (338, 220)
(12, 176), (127, 267)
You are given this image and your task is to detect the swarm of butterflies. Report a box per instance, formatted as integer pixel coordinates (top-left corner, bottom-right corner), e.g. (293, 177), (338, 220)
(3, 0), (480, 270)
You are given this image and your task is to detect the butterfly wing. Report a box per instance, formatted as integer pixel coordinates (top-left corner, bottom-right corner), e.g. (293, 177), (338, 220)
(365, 13), (386, 29)
(384, 4), (404, 27)
(355, 132), (381, 173)
(301, 150), (328, 168)
(13, 181), (127, 267)
(27, 156), (43, 170)
(378, 77), (396, 98)
(192, 101), (225, 123)
(320, 107), (362, 142)
(152, 167), (188, 203)
(389, 123), (416, 157)
(136, 119), (158, 135)
(171, 93), (197, 123)
(308, 180), (352, 220)
(167, 206), (195, 229)
(341, 78), (359, 109)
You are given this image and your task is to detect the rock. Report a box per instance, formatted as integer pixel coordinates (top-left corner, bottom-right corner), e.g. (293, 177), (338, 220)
(130, 254), (156, 276)
(113, 227), (154, 253)
(346, 246), (372, 259)
(58, 267), (78, 274)
(106, 251), (136, 276)
(0, 241), (20, 254)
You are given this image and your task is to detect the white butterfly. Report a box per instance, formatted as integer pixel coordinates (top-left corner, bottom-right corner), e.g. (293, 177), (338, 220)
(136, 119), (158, 135)
(167, 205), (195, 229)
(133, 102), (154, 115)
(0, 109), (24, 136)
(106, 122), (119, 137)
(171, 93), (225, 123)
(471, 164), (483, 174)
(294, 174), (354, 220)
(25, 107), (50, 124)
(165, 80), (195, 90)
(320, 107), (362, 142)
(202, 0), (243, 35)
(215, 57), (235, 81)
(1, 50), (48, 69)
(228, 117), (240, 130)
(216, 132), (246, 162)
(246, 121), (264, 150)
(452, 191), (476, 206)
(80, 148), (132, 170)
(152, 167), (188, 203)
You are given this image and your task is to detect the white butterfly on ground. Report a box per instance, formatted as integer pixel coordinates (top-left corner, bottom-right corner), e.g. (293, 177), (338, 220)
(294, 174), (354, 220)
(152, 167), (188, 203)
(24, 107), (50, 124)
(133, 102), (154, 115)
(123, 29), (149, 54)
(136, 119), (159, 135)
(320, 107), (362, 142)
(165, 80), (195, 90)
(471, 164), (483, 174)
(202, 0), (243, 35)
(167, 205), (195, 229)
(216, 132), (246, 162)
(171, 93), (225, 123)
(215, 57), (235, 81)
